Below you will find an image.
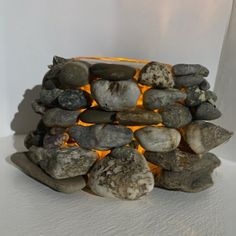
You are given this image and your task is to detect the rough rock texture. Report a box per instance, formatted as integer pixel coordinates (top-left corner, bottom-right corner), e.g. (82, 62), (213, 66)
(160, 104), (192, 128)
(143, 89), (186, 110)
(90, 63), (136, 81)
(134, 127), (181, 152)
(28, 146), (98, 179)
(43, 133), (69, 149)
(31, 100), (46, 115)
(138, 62), (174, 88)
(199, 79), (210, 91)
(91, 79), (140, 111)
(172, 64), (209, 77)
(24, 131), (44, 149)
(174, 75), (204, 88)
(40, 88), (63, 106)
(88, 147), (154, 200)
(42, 108), (79, 127)
(11, 152), (86, 193)
(49, 127), (66, 135)
(183, 121), (233, 154)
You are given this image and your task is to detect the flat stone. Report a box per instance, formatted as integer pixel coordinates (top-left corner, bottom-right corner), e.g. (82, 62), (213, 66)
(43, 133), (69, 149)
(193, 102), (222, 120)
(138, 62), (174, 88)
(43, 108), (79, 127)
(90, 63), (136, 81)
(160, 103), (192, 128)
(91, 80), (140, 111)
(31, 99), (46, 115)
(143, 88), (186, 110)
(58, 89), (92, 110)
(59, 61), (89, 88)
(174, 75), (204, 88)
(199, 79), (210, 91)
(28, 146), (98, 179)
(68, 124), (133, 150)
(116, 109), (162, 125)
(172, 64), (209, 77)
(88, 147), (154, 200)
(79, 107), (116, 124)
(134, 127), (181, 152)
(183, 121), (233, 154)
(11, 152), (86, 193)
(40, 88), (63, 106)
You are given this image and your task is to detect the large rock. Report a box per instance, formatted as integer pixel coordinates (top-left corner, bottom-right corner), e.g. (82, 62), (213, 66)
(88, 147), (154, 200)
(174, 75), (204, 88)
(143, 88), (186, 110)
(68, 124), (133, 150)
(40, 88), (63, 106)
(90, 63), (136, 81)
(43, 133), (69, 149)
(138, 62), (174, 88)
(28, 146), (98, 179)
(183, 121), (233, 154)
(91, 80), (140, 111)
(134, 127), (181, 152)
(172, 64), (209, 77)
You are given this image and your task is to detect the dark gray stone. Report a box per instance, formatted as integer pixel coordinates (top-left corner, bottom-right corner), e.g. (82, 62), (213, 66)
(49, 127), (66, 135)
(40, 88), (63, 106)
(31, 100), (46, 115)
(24, 131), (44, 149)
(160, 103), (192, 128)
(90, 63), (136, 81)
(52, 55), (70, 66)
(58, 89), (92, 110)
(199, 79), (210, 91)
(43, 133), (69, 149)
(43, 108), (79, 127)
(11, 152), (86, 193)
(91, 80), (140, 111)
(172, 64), (209, 77)
(174, 75), (204, 88)
(138, 62), (174, 88)
(88, 147), (154, 200)
(68, 124), (133, 150)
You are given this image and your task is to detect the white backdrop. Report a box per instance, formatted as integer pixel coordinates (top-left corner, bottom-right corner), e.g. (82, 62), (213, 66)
(0, 0), (233, 137)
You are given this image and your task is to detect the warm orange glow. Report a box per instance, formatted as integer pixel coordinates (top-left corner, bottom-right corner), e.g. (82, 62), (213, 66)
(96, 150), (111, 159)
(148, 162), (162, 177)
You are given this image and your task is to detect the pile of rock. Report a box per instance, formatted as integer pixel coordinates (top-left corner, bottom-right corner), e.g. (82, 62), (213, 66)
(12, 56), (233, 200)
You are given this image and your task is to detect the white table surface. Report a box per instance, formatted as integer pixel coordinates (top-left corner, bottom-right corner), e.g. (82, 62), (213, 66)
(1, 135), (235, 236)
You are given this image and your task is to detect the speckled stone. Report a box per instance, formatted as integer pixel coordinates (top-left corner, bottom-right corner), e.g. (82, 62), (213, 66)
(172, 64), (209, 77)
(31, 99), (46, 115)
(138, 62), (174, 88)
(160, 104), (192, 128)
(134, 127), (181, 152)
(43, 133), (69, 149)
(40, 88), (63, 106)
(88, 147), (154, 200)
(91, 80), (140, 111)
(68, 124), (133, 150)
(143, 89), (186, 110)
(28, 146), (98, 179)
(174, 75), (204, 88)
(199, 79), (210, 91)
(183, 121), (233, 154)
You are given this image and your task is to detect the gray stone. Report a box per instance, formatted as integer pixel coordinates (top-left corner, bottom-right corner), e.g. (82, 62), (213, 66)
(183, 121), (233, 154)
(11, 152), (86, 193)
(116, 109), (162, 125)
(31, 99), (46, 115)
(58, 89), (92, 110)
(49, 127), (66, 135)
(43, 133), (69, 149)
(90, 63), (136, 81)
(138, 62), (174, 88)
(43, 108), (79, 127)
(134, 127), (181, 152)
(68, 124), (133, 150)
(160, 103), (192, 128)
(91, 80), (140, 111)
(40, 88), (63, 106)
(52, 55), (70, 66)
(24, 131), (44, 149)
(172, 64), (209, 77)
(79, 107), (116, 124)
(199, 79), (210, 91)
(143, 88), (186, 110)
(193, 102), (222, 120)
(28, 146), (98, 179)
(174, 75), (204, 88)
(88, 147), (154, 200)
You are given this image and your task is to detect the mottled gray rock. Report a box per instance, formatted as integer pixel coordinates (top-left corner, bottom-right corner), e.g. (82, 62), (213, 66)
(193, 102), (222, 120)
(143, 88), (186, 110)
(174, 75), (204, 88)
(88, 147), (154, 200)
(199, 79), (210, 91)
(59, 61), (89, 88)
(52, 55), (70, 66)
(183, 121), (233, 154)
(116, 109), (162, 125)
(172, 64), (209, 77)
(160, 104), (192, 128)
(90, 63), (136, 81)
(134, 127), (181, 152)
(40, 88), (63, 106)
(58, 89), (92, 110)
(91, 80), (140, 111)
(79, 107), (116, 124)
(153, 153), (220, 192)
(11, 152), (86, 193)
(24, 131), (44, 149)
(29, 146), (98, 179)
(43, 108), (79, 127)
(139, 62), (174, 88)
(31, 99), (46, 115)
(68, 124), (133, 150)
(49, 127), (66, 135)
(43, 133), (69, 149)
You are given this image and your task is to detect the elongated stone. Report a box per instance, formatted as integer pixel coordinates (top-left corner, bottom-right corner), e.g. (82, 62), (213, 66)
(174, 75), (204, 88)
(183, 121), (233, 154)
(68, 124), (133, 150)
(172, 64), (209, 77)
(134, 127), (181, 152)
(88, 147), (154, 200)
(40, 88), (63, 106)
